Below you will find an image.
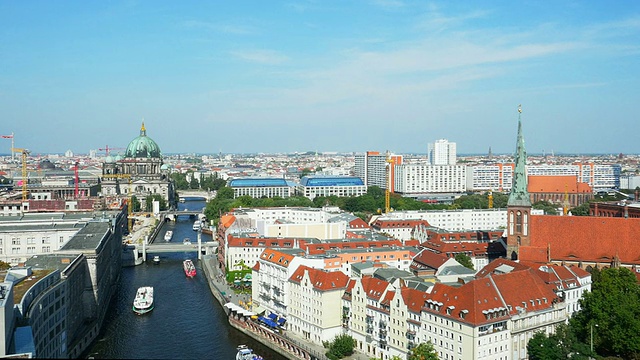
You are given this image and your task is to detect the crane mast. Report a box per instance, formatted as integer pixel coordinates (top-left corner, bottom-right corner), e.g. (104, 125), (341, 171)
(385, 151), (395, 214)
(11, 147), (29, 200)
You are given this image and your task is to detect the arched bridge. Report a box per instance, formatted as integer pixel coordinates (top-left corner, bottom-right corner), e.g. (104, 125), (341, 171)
(177, 190), (215, 201)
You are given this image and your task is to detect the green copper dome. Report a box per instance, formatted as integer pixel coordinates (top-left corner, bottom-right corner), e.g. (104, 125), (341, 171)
(125, 122), (162, 158)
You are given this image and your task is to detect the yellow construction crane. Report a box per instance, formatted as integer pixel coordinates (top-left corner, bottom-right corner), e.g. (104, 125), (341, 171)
(103, 173), (133, 232)
(563, 185), (570, 216)
(11, 147), (29, 200)
(385, 151), (395, 214)
(488, 189), (494, 209)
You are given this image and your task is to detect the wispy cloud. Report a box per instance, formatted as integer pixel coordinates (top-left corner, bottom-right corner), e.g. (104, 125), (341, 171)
(181, 20), (254, 35)
(371, 0), (406, 9)
(229, 49), (289, 65)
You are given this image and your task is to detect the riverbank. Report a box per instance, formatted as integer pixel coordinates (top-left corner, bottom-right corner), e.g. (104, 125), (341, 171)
(201, 254), (335, 360)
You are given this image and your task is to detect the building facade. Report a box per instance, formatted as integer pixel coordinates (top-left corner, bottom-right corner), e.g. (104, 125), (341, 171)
(428, 139), (457, 165)
(393, 164), (466, 194)
(298, 176), (367, 200)
(227, 177), (293, 198)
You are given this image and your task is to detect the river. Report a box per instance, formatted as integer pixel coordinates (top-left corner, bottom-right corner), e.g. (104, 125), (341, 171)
(87, 199), (286, 360)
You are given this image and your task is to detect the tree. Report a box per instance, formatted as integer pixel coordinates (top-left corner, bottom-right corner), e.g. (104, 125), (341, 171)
(326, 334), (355, 359)
(533, 201), (558, 215)
(130, 195), (141, 212)
(0, 261), (10, 270)
(144, 194), (167, 212)
(527, 324), (590, 360)
(570, 267), (640, 358)
(571, 203), (590, 216)
(454, 253), (474, 270)
(407, 342), (439, 360)
(170, 172), (189, 190)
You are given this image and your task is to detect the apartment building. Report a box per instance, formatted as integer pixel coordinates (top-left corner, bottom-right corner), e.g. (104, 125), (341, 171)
(428, 139), (457, 165)
(354, 152), (403, 190)
(393, 164), (467, 195)
(297, 176), (367, 200)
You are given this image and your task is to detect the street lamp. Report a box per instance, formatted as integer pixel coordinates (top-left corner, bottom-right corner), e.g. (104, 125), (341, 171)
(590, 323), (599, 354)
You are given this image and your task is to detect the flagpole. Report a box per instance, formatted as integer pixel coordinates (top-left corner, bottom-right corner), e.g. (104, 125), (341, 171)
(11, 132), (14, 163)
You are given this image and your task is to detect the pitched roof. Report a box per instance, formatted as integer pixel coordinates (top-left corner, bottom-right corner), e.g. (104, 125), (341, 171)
(259, 248), (297, 268)
(219, 214), (236, 229)
(411, 249), (449, 270)
(289, 265), (349, 291)
(528, 175), (592, 193)
(360, 276), (390, 301)
(525, 215), (640, 265)
(401, 287), (428, 314)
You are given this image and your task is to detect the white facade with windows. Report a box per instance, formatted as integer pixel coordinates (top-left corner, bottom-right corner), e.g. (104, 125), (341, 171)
(428, 139), (457, 165)
(394, 164), (466, 194)
(354, 152), (403, 190)
(379, 209), (507, 232)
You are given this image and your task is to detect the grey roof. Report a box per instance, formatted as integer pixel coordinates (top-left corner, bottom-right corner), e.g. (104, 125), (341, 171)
(60, 222), (111, 251)
(24, 253), (82, 272)
(373, 267), (414, 281)
(438, 264), (476, 276)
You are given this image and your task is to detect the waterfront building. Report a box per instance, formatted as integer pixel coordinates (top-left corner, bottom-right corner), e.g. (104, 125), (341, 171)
(297, 176), (367, 200)
(6, 209), (125, 358)
(101, 122), (175, 205)
(393, 164), (466, 195)
(428, 139), (457, 165)
(0, 212), (97, 266)
(227, 177), (293, 198)
(288, 265), (350, 344)
(354, 151), (403, 190)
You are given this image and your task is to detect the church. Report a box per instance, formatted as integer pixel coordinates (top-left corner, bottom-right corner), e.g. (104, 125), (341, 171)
(506, 107), (640, 273)
(101, 122), (176, 207)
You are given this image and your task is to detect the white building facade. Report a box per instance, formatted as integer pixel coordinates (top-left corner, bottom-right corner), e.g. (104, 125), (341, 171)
(428, 139), (457, 165)
(394, 164), (466, 194)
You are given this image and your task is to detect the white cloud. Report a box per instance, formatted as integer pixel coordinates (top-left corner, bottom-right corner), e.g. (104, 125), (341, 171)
(229, 49), (289, 65)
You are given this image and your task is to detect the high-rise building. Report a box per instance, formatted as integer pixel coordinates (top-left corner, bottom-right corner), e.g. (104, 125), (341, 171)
(354, 151), (403, 190)
(428, 139), (456, 165)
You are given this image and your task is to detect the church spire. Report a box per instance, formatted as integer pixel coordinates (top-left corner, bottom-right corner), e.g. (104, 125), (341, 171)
(508, 105), (531, 207)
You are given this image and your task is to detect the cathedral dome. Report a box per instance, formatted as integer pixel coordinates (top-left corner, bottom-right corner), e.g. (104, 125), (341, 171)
(125, 122), (162, 159)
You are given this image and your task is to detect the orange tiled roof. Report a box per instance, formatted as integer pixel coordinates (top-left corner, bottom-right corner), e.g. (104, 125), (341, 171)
(289, 265), (349, 291)
(259, 248), (297, 268)
(219, 215), (236, 229)
(525, 215), (640, 265)
(401, 287), (428, 314)
(360, 276), (390, 301)
(411, 249), (449, 270)
(527, 175), (592, 193)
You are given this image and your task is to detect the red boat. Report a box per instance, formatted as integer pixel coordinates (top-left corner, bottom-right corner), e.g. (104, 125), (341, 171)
(183, 259), (196, 278)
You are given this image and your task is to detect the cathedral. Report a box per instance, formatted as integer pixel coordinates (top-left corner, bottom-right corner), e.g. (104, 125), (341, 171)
(101, 122), (176, 207)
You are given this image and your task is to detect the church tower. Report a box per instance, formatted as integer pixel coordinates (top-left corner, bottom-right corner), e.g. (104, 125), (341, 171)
(506, 105), (532, 260)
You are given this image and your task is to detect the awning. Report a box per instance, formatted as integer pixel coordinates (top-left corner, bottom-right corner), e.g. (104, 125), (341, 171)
(253, 306), (266, 315)
(277, 318), (286, 325)
(267, 313), (278, 320)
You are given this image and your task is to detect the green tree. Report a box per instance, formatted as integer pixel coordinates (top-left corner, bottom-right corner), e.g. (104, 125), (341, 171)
(216, 187), (235, 200)
(454, 253), (474, 270)
(408, 342), (439, 360)
(527, 324), (590, 360)
(571, 203), (591, 216)
(533, 201), (558, 215)
(130, 195), (141, 212)
(144, 194), (167, 212)
(0, 261), (11, 270)
(326, 334), (355, 359)
(170, 172), (189, 190)
(570, 267), (640, 358)
(189, 174), (200, 189)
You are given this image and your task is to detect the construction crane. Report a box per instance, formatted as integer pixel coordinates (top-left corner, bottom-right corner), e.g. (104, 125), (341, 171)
(103, 173), (133, 232)
(11, 147), (29, 200)
(488, 189), (494, 209)
(98, 145), (125, 156)
(563, 185), (570, 216)
(385, 151), (395, 214)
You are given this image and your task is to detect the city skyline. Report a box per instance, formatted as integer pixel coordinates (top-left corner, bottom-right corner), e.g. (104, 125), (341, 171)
(1, 1), (639, 155)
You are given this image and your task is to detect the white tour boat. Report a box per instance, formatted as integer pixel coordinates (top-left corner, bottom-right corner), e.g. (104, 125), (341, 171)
(132, 286), (154, 315)
(152, 255), (160, 264)
(164, 230), (173, 241)
(236, 345), (261, 360)
(192, 220), (201, 231)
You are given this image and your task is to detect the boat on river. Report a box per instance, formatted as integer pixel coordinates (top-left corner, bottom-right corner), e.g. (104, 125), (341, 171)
(164, 230), (173, 241)
(132, 286), (154, 315)
(152, 255), (160, 264)
(192, 220), (201, 231)
(183, 259), (196, 278)
(183, 238), (192, 245)
(236, 345), (262, 360)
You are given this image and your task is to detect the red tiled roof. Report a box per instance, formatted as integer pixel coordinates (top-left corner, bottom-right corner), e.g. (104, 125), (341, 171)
(360, 276), (390, 301)
(289, 265), (349, 291)
(401, 287), (428, 314)
(349, 218), (370, 229)
(525, 215), (640, 265)
(219, 215), (236, 229)
(411, 249), (449, 269)
(475, 258), (531, 278)
(372, 219), (431, 229)
(259, 248), (297, 268)
(528, 175), (592, 193)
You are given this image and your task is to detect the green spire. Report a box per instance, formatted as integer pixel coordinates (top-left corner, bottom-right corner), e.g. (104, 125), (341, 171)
(508, 105), (531, 207)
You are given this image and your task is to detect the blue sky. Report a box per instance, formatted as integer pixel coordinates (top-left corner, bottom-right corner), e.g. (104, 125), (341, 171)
(1, 1), (639, 155)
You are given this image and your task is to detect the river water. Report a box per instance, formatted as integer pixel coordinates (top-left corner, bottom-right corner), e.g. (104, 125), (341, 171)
(87, 199), (285, 360)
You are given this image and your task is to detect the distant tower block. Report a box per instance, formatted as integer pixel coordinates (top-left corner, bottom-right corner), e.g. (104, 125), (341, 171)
(488, 146), (493, 161)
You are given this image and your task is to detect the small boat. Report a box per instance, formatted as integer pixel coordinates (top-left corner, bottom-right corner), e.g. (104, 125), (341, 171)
(183, 259), (196, 278)
(132, 286), (154, 315)
(152, 255), (160, 264)
(192, 220), (201, 231)
(236, 345), (262, 360)
(183, 238), (192, 245)
(164, 230), (173, 242)
(179, 197), (186, 203)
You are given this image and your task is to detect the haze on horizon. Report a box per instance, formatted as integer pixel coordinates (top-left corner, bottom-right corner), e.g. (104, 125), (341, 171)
(1, 1), (639, 156)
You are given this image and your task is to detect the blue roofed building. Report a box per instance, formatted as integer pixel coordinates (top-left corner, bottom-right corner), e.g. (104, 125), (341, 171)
(297, 176), (367, 200)
(227, 177), (294, 198)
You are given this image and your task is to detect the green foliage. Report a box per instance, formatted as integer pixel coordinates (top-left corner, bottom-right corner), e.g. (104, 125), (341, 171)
(533, 201), (558, 215)
(454, 253), (474, 270)
(300, 168), (314, 178)
(454, 192), (509, 209)
(0, 261), (11, 270)
(325, 334), (355, 359)
(170, 172), (189, 190)
(571, 203), (591, 216)
(144, 194), (168, 212)
(130, 196), (142, 212)
(189, 174), (200, 189)
(407, 342), (439, 360)
(527, 324), (590, 360)
(570, 267), (640, 358)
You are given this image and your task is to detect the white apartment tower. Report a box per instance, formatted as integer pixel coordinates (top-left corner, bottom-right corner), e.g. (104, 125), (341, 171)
(354, 151), (403, 190)
(428, 139), (456, 165)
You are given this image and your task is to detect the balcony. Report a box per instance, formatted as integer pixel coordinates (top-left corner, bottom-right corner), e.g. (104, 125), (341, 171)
(406, 330), (416, 341)
(365, 315), (374, 324)
(379, 329), (387, 337)
(407, 341), (416, 350)
(378, 320), (387, 328)
(366, 325), (374, 334)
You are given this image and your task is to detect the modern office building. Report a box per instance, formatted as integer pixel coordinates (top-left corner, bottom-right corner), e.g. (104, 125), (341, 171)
(227, 177), (293, 198)
(297, 176), (367, 200)
(393, 164), (466, 195)
(428, 139), (456, 165)
(354, 152), (403, 190)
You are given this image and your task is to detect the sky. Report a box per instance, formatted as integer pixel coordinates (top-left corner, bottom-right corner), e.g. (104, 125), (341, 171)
(1, 1), (639, 156)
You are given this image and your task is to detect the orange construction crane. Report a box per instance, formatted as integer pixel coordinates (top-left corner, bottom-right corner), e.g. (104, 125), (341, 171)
(385, 151), (395, 214)
(11, 147), (30, 200)
(98, 145), (125, 156)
